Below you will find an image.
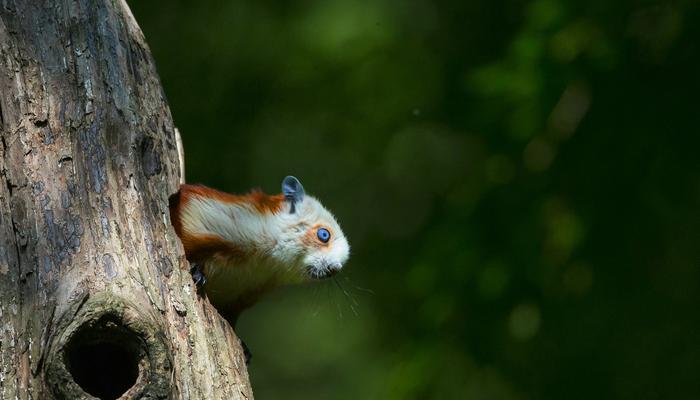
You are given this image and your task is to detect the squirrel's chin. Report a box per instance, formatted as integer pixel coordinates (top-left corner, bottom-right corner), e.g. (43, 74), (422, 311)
(305, 264), (341, 280)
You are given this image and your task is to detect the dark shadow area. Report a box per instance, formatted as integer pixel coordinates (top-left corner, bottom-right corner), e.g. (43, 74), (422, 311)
(65, 315), (142, 400)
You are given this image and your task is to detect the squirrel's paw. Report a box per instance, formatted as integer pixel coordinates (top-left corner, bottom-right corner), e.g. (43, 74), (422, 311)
(239, 338), (253, 365)
(190, 263), (207, 287)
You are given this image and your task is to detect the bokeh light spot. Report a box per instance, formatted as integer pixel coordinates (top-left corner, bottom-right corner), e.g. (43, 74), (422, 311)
(508, 303), (541, 341)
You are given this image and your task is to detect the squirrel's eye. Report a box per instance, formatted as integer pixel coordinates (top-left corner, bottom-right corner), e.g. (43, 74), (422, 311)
(317, 228), (331, 243)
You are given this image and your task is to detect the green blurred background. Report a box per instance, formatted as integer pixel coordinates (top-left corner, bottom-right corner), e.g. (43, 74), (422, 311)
(130, 1), (700, 399)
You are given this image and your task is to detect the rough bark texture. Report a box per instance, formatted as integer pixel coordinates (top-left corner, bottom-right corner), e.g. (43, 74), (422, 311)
(0, 1), (253, 399)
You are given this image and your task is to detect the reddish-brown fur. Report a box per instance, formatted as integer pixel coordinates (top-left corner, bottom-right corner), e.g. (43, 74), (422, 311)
(178, 184), (284, 214)
(169, 184), (285, 265)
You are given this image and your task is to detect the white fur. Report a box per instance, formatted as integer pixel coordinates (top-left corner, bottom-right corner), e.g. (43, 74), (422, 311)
(181, 193), (350, 307)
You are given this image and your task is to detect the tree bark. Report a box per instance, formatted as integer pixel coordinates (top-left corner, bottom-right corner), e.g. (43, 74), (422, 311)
(0, 1), (252, 399)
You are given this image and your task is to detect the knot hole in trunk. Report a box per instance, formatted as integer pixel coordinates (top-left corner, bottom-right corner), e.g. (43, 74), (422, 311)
(65, 314), (142, 399)
(45, 293), (172, 400)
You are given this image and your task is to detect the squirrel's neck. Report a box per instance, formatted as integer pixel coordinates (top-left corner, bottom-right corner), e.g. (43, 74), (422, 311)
(218, 200), (282, 254)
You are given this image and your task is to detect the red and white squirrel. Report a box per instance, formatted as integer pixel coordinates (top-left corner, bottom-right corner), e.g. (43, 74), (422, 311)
(169, 176), (350, 322)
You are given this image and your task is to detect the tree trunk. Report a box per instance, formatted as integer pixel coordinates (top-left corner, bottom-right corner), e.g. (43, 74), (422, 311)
(0, 1), (252, 398)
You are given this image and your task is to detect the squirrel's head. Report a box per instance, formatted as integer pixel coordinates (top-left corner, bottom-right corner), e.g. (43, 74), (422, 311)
(274, 176), (350, 281)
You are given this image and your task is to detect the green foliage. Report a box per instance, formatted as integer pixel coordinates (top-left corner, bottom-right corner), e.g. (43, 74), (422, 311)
(131, 1), (700, 398)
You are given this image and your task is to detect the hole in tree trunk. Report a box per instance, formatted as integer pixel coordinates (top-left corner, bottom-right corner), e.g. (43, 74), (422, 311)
(64, 314), (144, 400)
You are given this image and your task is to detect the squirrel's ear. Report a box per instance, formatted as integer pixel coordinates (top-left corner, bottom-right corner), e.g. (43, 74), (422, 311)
(282, 176), (305, 213)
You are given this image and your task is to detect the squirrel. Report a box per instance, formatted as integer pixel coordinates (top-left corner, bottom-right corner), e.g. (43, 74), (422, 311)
(169, 176), (350, 324)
